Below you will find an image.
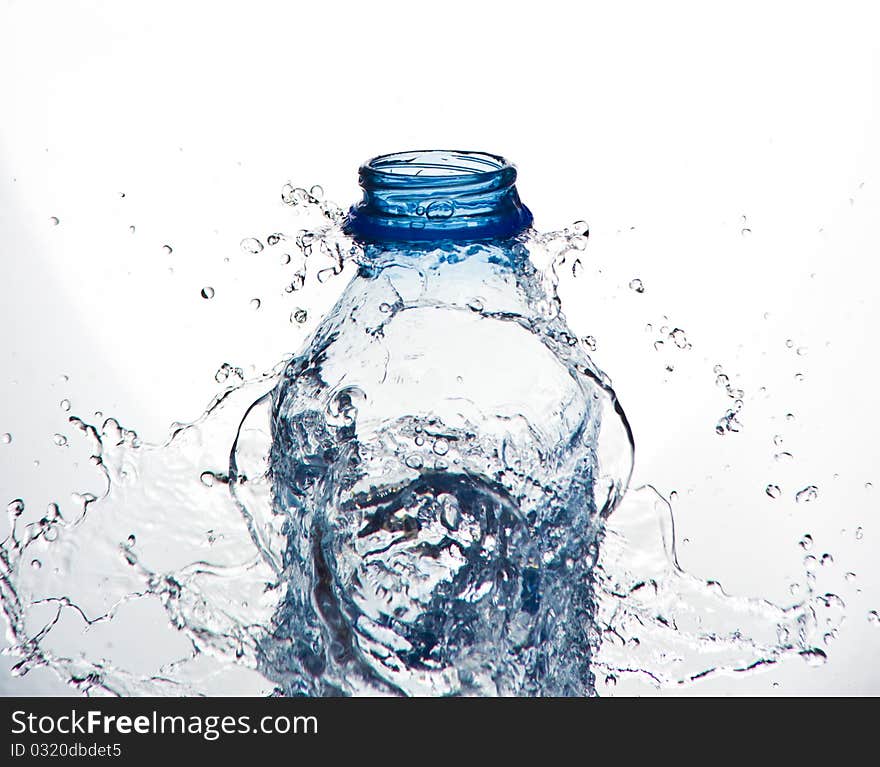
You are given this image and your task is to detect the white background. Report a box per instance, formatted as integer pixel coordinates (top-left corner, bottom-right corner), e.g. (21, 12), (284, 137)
(1, 0), (878, 694)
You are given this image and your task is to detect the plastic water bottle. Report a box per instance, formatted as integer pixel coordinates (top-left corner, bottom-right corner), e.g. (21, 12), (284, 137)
(269, 151), (633, 696)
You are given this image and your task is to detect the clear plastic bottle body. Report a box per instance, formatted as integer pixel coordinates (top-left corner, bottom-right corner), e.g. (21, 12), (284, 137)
(265, 152), (632, 696)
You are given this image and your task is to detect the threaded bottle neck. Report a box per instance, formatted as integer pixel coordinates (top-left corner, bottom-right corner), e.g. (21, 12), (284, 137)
(345, 150), (533, 244)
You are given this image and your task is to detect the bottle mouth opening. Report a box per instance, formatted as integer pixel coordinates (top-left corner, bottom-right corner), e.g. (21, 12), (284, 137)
(362, 150), (512, 183)
(348, 149), (532, 244)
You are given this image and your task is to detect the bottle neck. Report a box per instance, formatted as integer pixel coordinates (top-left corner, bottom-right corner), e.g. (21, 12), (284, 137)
(344, 150), (533, 245)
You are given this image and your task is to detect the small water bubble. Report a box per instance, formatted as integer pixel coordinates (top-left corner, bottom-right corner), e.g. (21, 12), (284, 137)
(774, 451), (793, 462)
(785, 339), (794, 349)
(379, 302), (392, 314)
(425, 199), (455, 219)
(266, 233), (283, 246)
(799, 534), (813, 550)
(280, 253), (291, 265)
(60, 398), (71, 412)
(200, 287), (215, 300)
(855, 527), (864, 541)
(309, 184), (324, 200)
(291, 308), (308, 324)
(405, 454), (424, 470)
(868, 610), (880, 627)
(31, 559), (41, 569)
(126, 534), (136, 547)
(740, 227), (751, 236)
(629, 278), (645, 294)
(773, 434), (784, 447)
(845, 572), (857, 583)
(467, 298), (484, 313)
(785, 413), (795, 422)
(794, 373), (805, 382)
(866, 481), (873, 490)
(53, 433), (68, 447)
(715, 373), (729, 388)
(433, 439), (450, 456)
(162, 244), (173, 255)
(796, 346), (808, 356)
(820, 553), (834, 566)
(795, 485), (819, 503)
(200, 471), (215, 487)
(0, 433), (10, 445)
(571, 259), (583, 278)
(765, 484), (782, 499)
(250, 298), (261, 310)
(240, 237), (264, 254)
(670, 328), (688, 349)
(49, 216), (60, 226)
(569, 220), (590, 237)
(582, 335), (598, 351)
(129, 225), (136, 234)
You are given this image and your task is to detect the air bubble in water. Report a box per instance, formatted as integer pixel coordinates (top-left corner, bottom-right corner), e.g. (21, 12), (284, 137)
(250, 298), (261, 310)
(855, 527), (864, 541)
(799, 534), (813, 550)
(309, 185), (324, 200)
(53, 433), (67, 447)
(868, 610), (880, 627)
(425, 199), (455, 219)
(200, 471), (215, 487)
(129, 225), (136, 234)
(629, 278), (645, 293)
(266, 233), (283, 246)
(670, 328), (688, 349)
(291, 308), (307, 324)
(240, 237), (264, 254)
(796, 485), (819, 504)
(765, 484), (782, 499)
(583, 335), (598, 351)
(49, 216), (59, 226)
(162, 245), (173, 255)
(201, 287), (215, 300)
(0, 432), (11, 445)
(60, 399), (71, 412)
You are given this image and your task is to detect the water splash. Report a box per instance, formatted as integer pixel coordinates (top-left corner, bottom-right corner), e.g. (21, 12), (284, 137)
(0, 185), (843, 696)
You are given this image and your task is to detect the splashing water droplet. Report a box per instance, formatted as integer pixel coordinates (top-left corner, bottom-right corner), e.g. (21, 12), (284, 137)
(201, 287), (215, 300)
(799, 648), (828, 667)
(583, 335), (598, 351)
(796, 485), (819, 504)
(629, 278), (645, 293)
(766, 484), (782, 499)
(240, 237), (264, 254)
(799, 534), (813, 550)
(162, 244), (173, 255)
